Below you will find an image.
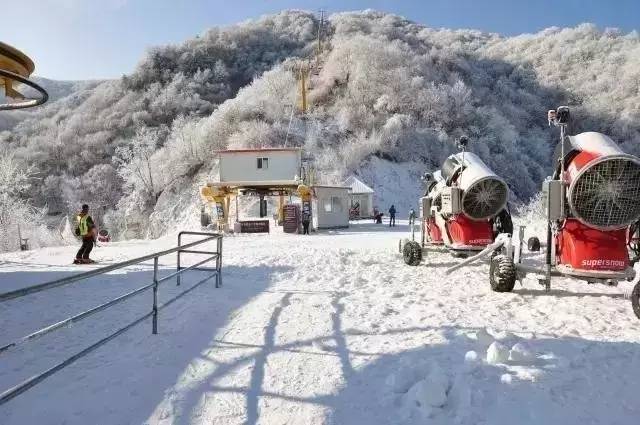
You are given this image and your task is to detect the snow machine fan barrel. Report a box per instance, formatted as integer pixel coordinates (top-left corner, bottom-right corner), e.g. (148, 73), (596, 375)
(565, 132), (640, 230)
(441, 152), (508, 220)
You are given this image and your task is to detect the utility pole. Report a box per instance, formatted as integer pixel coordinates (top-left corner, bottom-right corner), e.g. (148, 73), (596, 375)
(316, 9), (326, 73)
(299, 65), (308, 113)
(317, 9), (325, 56)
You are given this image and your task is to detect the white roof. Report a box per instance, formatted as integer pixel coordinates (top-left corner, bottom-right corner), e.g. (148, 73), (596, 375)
(343, 176), (374, 194)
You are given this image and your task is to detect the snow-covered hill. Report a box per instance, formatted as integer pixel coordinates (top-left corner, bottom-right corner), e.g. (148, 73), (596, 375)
(1, 223), (639, 424)
(2, 10), (640, 245)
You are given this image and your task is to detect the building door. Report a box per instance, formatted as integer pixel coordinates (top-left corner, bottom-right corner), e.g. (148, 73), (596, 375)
(360, 196), (370, 217)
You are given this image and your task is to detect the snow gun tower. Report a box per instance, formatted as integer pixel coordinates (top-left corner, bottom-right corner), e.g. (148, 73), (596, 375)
(0, 41), (48, 110)
(401, 136), (513, 271)
(447, 106), (640, 319)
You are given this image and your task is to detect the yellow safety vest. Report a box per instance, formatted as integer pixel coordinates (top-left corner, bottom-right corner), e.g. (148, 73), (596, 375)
(76, 214), (90, 236)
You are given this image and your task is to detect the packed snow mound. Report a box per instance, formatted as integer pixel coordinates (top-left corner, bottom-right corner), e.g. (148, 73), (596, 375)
(509, 342), (535, 363)
(386, 366), (424, 394)
(464, 350), (479, 363)
(404, 367), (450, 414)
(486, 341), (510, 365)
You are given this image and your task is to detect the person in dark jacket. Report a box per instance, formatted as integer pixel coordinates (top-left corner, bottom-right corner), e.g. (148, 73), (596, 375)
(389, 205), (396, 227)
(409, 208), (416, 226)
(74, 204), (96, 264)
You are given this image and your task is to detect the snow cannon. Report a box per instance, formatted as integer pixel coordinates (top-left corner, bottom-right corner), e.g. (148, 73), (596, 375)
(529, 107), (640, 287)
(446, 106), (640, 318)
(401, 136), (513, 268)
(439, 152), (508, 221)
(0, 41), (48, 110)
(547, 131), (640, 277)
(562, 132), (640, 232)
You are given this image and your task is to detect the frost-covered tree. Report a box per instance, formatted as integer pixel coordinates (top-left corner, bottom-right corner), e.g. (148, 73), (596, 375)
(0, 152), (57, 252)
(2, 10), (640, 240)
(114, 127), (164, 203)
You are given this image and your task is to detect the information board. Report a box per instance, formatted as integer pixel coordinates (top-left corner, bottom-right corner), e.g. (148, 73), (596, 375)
(283, 204), (300, 233)
(239, 220), (270, 233)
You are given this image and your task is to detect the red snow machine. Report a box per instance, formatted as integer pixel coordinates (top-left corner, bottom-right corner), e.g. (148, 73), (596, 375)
(447, 106), (640, 318)
(401, 136), (513, 273)
(97, 229), (111, 243)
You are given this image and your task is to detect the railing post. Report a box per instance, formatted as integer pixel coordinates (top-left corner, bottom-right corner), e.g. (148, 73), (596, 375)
(216, 236), (222, 288)
(152, 257), (158, 335)
(177, 232), (182, 286)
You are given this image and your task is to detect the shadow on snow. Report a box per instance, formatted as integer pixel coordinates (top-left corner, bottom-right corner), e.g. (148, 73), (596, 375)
(0, 263), (290, 425)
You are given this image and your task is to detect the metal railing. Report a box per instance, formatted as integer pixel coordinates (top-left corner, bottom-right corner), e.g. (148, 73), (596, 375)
(0, 231), (222, 405)
(177, 231), (222, 288)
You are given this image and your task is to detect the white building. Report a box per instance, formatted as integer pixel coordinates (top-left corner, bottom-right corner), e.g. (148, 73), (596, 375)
(218, 148), (302, 185)
(343, 175), (375, 218)
(312, 186), (350, 229)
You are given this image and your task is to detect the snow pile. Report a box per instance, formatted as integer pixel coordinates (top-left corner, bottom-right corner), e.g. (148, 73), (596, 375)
(486, 341), (510, 365)
(381, 326), (550, 423)
(509, 342), (535, 363)
(404, 366), (450, 419)
(464, 350), (479, 363)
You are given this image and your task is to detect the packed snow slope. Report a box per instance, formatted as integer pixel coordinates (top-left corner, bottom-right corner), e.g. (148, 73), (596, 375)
(2, 10), (640, 242)
(1, 222), (640, 424)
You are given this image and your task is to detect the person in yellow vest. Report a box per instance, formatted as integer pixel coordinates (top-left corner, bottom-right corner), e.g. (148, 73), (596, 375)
(74, 204), (96, 264)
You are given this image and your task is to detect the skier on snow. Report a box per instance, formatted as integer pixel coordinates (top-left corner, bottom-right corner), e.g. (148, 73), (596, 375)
(74, 204), (96, 264)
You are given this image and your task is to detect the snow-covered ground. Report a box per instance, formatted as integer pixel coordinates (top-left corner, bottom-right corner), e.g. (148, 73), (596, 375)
(1, 220), (640, 424)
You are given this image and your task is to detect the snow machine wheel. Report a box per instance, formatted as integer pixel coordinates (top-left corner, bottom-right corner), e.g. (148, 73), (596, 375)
(403, 241), (422, 266)
(489, 253), (516, 292)
(494, 208), (514, 236)
(527, 236), (541, 252)
(631, 282), (640, 320)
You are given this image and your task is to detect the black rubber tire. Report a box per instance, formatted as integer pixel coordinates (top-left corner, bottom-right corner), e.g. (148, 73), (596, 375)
(631, 283), (640, 319)
(494, 208), (514, 236)
(527, 236), (541, 252)
(403, 241), (422, 266)
(489, 253), (516, 292)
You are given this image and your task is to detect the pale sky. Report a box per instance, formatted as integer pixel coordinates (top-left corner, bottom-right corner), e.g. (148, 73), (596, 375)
(1, 0), (638, 80)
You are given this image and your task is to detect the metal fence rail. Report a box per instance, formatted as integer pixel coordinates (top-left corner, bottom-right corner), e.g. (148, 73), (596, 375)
(0, 231), (222, 405)
(178, 231), (223, 287)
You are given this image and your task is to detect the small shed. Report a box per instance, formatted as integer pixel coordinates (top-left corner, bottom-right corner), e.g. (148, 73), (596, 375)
(312, 185), (350, 229)
(343, 176), (375, 218)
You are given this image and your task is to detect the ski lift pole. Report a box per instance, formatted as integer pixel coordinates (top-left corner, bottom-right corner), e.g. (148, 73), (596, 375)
(411, 219), (416, 241)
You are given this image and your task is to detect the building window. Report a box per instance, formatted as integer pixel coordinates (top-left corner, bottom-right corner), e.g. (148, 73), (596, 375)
(323, 198), (332, 212)
(331, 196), (343, 212)
(257, 157), (269, 169)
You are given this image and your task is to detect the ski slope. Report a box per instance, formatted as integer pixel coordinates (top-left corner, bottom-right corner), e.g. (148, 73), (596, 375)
(1, 220), (640, 424)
